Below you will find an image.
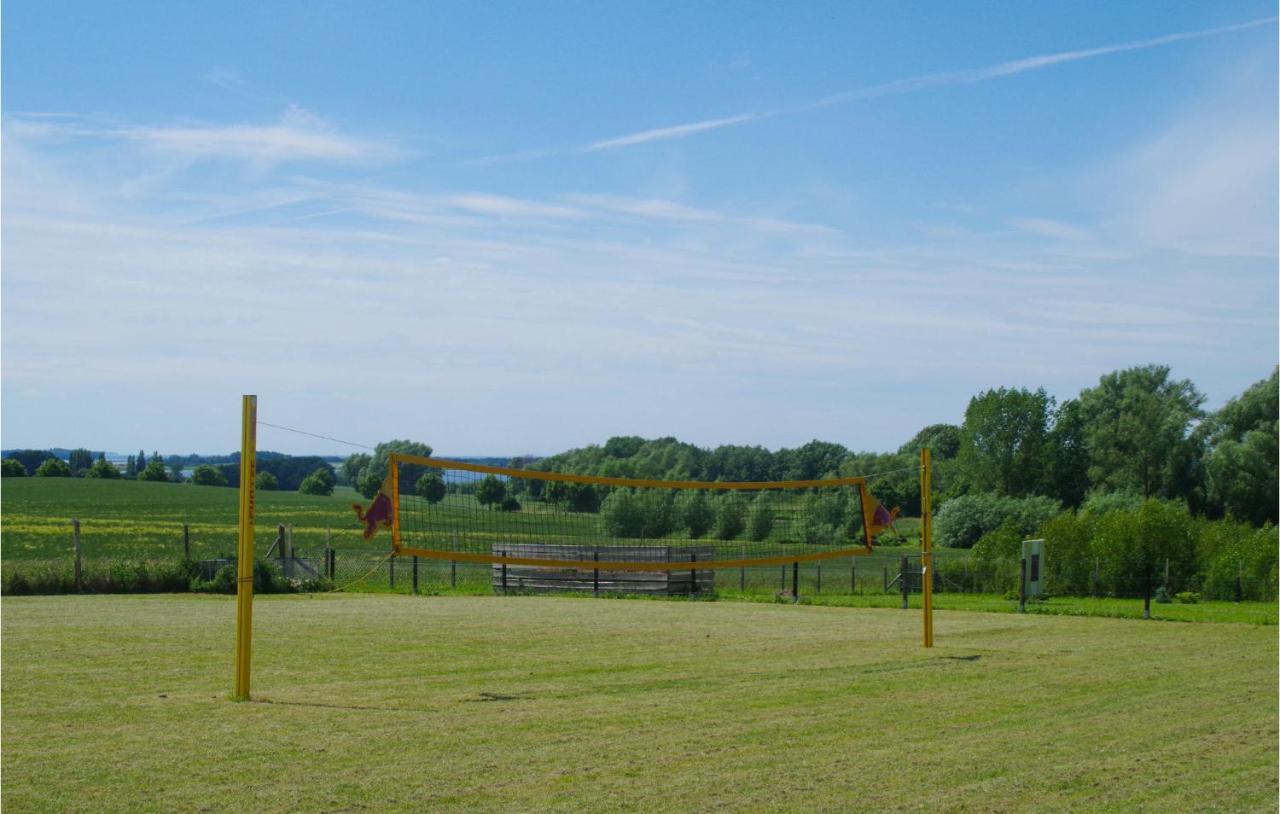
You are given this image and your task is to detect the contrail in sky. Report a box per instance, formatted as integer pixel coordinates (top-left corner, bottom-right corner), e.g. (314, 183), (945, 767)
(583, 15), (1277, 152)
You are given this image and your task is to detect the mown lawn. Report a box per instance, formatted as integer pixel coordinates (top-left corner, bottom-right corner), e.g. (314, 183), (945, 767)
(2, 594), (1275, 812)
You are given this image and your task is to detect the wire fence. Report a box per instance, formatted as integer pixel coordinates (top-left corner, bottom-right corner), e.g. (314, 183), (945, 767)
(3, 518), (1275, 603)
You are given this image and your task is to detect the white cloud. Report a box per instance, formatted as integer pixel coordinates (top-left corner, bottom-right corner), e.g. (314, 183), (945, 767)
(8, 105), (403, 166)
(1010, 217), (1090, 242)
(1100, 108), (1277, 257)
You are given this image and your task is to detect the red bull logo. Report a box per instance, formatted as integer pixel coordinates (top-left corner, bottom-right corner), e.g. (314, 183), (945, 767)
(862, 487), (901, 543)
(353, 489), (393, 540)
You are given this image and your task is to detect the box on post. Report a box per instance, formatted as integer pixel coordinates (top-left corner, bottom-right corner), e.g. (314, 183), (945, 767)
(1022, 539), (1045, 597)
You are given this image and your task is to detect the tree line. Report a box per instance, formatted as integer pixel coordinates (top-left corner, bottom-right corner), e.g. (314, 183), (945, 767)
(520, 365), (1277, 527)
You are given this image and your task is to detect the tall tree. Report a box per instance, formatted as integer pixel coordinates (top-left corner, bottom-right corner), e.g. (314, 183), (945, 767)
(67, 448), (94, 473)
(1201, 369), (1278, 524)
(956, 387), (1055, 497)
(1077, 365), (1205, 498)
(1045, 399), (1090, 508)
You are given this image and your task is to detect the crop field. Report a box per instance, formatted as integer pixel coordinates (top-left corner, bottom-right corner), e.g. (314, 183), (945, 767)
(3, 594), (1276, 813)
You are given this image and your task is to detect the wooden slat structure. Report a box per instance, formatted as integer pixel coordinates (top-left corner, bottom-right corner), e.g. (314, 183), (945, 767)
(489, 543), (716, 594)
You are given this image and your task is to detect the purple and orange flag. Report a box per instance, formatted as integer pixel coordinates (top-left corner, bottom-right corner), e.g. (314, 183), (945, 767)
(860, 485), (900, 545)
(353, 474), (394, 541)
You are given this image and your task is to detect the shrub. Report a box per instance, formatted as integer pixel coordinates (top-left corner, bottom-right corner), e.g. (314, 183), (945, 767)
(2, 458), (27, 477)
(85, 459), (122, 479)
(137, 460), (170, 482)
(1080, 491), (1144, 516)
(298, 467), (335, 496)
(191, 464), (228, 487)
(35, 458), (72, 477)
(935, 493), (1061, 548)
(1174, 591), (1200, 604)
(746, 492), (776, 542)
(600, 489), (674, 537)
(416, 471), (446, 503)
(714, 493), (748, 540)
(499, 495), (521, 512)
(476, 475), (506, 509)
(254, 471), (279, 490)
(678, 491), (714, 538)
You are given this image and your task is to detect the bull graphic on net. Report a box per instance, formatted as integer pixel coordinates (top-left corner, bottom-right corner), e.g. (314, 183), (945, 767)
(353, 491), (393, 540)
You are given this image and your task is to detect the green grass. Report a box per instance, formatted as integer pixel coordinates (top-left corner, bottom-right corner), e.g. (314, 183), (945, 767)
(2, 594), (1276, 812)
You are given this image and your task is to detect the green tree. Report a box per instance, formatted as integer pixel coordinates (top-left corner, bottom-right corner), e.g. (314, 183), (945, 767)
(1077, 365), (1205, 498)
(415, 471), (447, 503)
(340, 453), (371, 488)
(68, 448), (94, 474)
(601, 489), (644, 537)
(746, 492), (776, 541)
(1201, 369), (1278, 525)
(354, 440), (433, 498)
(86, 458), (122, 479)
(476, 475), (506, 509)
(678, 491), (714, 538)
(934, 493), (1061, 548)
(898, 424), (963, 459)
(36, 458), (72, 477)
(714, 493), (747, 540)
(254, 471), (279, 490)
(191, 465), (229, 486)
(298, 468), (335, 496)
(1, 458), (27, 477)
(125, 456), (136, 477)
(499, 495), (522, 512)
(137, 460), (169, 482)
(1045, 399), (1090, 508)
(956, 387), (1056, 497)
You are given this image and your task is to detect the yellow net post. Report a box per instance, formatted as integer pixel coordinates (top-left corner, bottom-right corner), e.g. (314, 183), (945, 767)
(233, 395), (257, 700)
(920, 447), (934, 648)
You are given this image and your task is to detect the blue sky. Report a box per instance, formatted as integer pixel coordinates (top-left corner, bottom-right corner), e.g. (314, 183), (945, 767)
(3, 2), (1276, 457)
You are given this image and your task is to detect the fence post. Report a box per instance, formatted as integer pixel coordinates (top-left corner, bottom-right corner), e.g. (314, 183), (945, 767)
(1143, 562), (1152, 620)
(1019, 557), (1027, 613)
(72, 518), (82, 593)
(412, 556), (419, 595)
(690, 552), (698, 597)
(739, 544), (745, 592)
(883, 566), (889, 592)
(501, 550), (508, 595)
(182, 523), (190, 560)
(451, 532), (459, 590)
(389, 556), (396, 590)
(900, 555), (909, 609)
(792, 561), (799, 602)
(851, 559), (856, 595)
(780, 563), (786, 592)
(1164, 557), (1170, 593)
(593, 548), (600, 598)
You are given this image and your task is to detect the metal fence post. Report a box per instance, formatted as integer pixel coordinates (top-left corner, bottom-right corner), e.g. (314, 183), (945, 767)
(900, 555), (909, 609)
(72, 518), (82, 592)
(412, 556), (419, 595)
(1019, 557), (1027, 613)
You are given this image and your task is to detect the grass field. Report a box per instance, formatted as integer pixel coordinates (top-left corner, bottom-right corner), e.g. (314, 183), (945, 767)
(3, 594), (1276, 812)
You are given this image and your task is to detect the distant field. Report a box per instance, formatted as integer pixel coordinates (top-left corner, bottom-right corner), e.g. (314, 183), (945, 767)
(3, 594), (1276, 812)
(0, 477), (928, 575)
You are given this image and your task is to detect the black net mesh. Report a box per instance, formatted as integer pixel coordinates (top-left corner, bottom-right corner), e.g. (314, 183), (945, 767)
(388, 456), (873, 570)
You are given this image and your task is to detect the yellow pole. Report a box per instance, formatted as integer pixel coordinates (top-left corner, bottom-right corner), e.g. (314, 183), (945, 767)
(233, 395), (257, 700)
(920, 447), (934, 648)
